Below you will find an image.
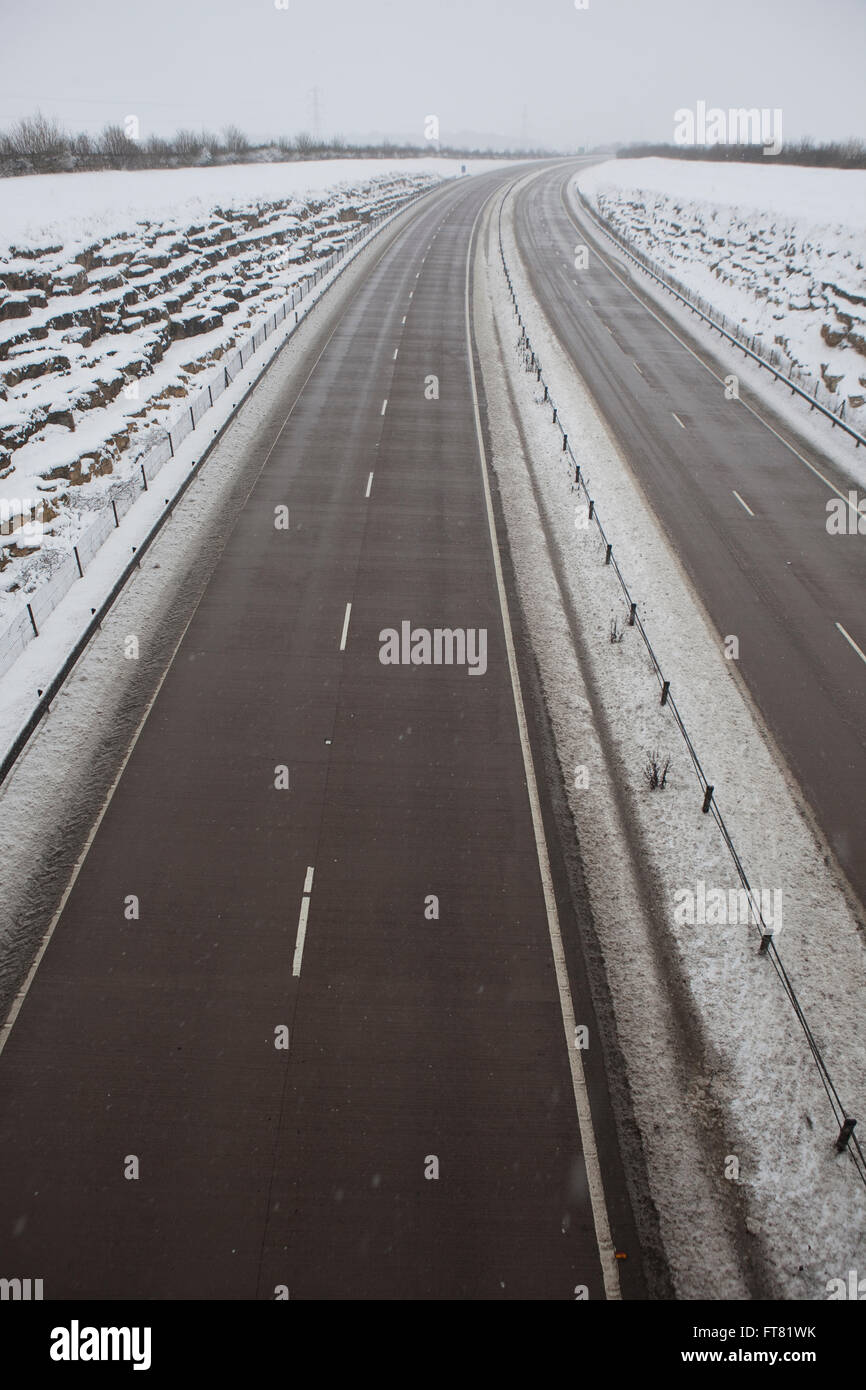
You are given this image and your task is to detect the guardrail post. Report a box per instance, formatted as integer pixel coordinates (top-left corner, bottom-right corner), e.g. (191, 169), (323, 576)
(628, 602), (636, 627)
(74, 546), (83, 578)
(702, 785), (714, 814)
(112, 499), (120, 527)
(605, 543), (612, 565)
(660, 680), (670, 705)
(835, 1116), (857, 1154)
(588, 499), (594, 520)
(27, 603), (38, 637)
(141, 465), (148, 491)
(562, 434), (568, 452)
(189, 405), (195, 431)
(758, 930), (774, 955)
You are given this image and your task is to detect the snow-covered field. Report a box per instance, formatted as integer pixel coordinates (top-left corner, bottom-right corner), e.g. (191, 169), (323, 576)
(0, 157), (503, 251)
(577, 158), (866, 425)
(0, 159), (505, 623)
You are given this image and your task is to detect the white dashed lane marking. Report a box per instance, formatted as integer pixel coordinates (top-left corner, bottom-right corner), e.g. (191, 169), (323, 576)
(733, 491), (755, 517)
(339, 602), (352, 651)
(836, 622), (866, 666)
(292, 867), (316, 977)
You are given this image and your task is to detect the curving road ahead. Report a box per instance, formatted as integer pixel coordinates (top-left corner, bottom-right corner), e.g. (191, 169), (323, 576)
(512, 164), (866, 910)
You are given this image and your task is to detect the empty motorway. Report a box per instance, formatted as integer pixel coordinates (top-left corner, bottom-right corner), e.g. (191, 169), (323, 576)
(512, 164), (866, 911)
(0, 168), (644, 1300)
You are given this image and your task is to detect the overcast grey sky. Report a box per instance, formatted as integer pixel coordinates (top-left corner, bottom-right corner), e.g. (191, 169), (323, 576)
(1, 0), (864, 150)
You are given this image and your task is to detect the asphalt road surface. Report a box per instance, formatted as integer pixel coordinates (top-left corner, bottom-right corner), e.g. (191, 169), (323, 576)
(0, 169), (637, 1300)
(513, 165), (866, 910)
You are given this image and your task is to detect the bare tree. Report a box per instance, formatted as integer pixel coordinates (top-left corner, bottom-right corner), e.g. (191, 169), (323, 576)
(222, 124), (249, 155)
(8, 110), (68, 160)
(173, 129), (202, 160)
(100, 124), (139, 164)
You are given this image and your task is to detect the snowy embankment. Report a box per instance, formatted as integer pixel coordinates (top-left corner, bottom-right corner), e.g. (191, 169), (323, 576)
(577, 158), (866, 428)
(0, 158), (498, 619)
(477, 175), (866, 1298)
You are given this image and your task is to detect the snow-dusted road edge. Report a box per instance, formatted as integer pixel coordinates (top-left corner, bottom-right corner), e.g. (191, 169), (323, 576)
(475, 173), (866, 1298)
(0, 180), (441, 779)
(567, 171), (866, 493)
(573, 184), (865, 450)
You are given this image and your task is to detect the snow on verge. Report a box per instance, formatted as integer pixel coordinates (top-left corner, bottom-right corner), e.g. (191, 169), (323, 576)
(476, 172), (866, 1298)
(577, 159), (866, 431)
(0, 181), (437, 771)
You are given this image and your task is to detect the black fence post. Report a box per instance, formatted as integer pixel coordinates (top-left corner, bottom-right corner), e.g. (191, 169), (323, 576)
(660, 680), (670, 706)
(74, 546), (83, 578)
(702, 785), (714, 814)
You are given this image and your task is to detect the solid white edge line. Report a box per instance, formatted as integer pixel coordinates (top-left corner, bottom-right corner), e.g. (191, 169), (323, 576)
(465, 187), (621, 1302)
(303, 865), (315, 894)
(733, 490), (755, 517)
(836, 622), (866, 665)
(292, 895), (311, 977)
(381, 398), (388, 415)
(365, 471), (374, 498)
(339, 601), (352, 651)
(0, 592), (205, 1058)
